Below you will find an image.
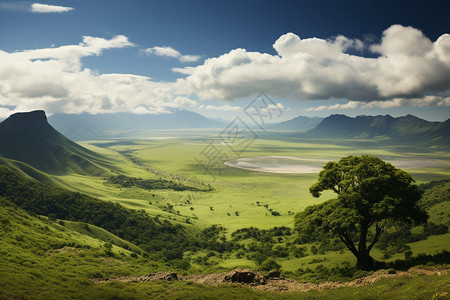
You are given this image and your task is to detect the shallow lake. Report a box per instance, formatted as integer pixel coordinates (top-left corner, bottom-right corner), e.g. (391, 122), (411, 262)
(224, 156), (327, 174)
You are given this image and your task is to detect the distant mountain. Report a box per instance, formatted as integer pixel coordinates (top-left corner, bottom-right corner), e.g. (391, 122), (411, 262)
(267, 115), (323, 132)
(305, 114), (450, 145)
(0, 110), (109, 175)
(48, 110), (224, 140)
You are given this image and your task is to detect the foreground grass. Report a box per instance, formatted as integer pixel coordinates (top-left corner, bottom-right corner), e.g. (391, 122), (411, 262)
(2, 271), (449, 299)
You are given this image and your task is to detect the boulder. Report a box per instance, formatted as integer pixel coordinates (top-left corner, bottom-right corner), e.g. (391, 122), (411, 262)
(266, 270), (281, 279)
(224, 269), (266, 285)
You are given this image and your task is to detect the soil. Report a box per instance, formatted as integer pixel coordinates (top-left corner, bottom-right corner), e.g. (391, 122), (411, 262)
(91, 266), (449, 293)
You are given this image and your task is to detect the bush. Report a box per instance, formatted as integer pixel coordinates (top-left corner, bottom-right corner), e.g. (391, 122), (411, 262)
(260, 258), (281, 271)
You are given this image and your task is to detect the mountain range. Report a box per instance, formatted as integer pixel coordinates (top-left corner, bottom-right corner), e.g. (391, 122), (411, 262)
(1, 110), (448, 149)
(304, 114), (450, 145)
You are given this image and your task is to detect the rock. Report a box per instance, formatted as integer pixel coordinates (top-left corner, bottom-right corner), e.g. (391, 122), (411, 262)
(266, 270), (281, 279)
(165, 273), (178, 281)
(148, 272), (178, 281)
(224, 269), (266, 285)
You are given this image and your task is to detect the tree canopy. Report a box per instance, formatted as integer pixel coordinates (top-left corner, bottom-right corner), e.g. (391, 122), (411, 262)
(295, 155), (428, 269)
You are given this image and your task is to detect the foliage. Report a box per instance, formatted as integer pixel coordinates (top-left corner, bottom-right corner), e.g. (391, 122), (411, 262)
(232, 226), (292, 243)
(296, 155), (428, 269)
(259, 258), (281, 271)
(419, 179), (450, 209)
(107, 174), (213, 192)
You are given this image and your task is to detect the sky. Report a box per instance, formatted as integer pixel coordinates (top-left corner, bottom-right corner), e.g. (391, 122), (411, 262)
(0, 0), (450, 121)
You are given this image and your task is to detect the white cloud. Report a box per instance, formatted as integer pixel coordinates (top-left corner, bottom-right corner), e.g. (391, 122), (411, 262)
(172, 67), (196, 75)
(304, 96), (450, 112)
(169, 96), (198, 109)
(144, 46), (201, 63)
(305, 102), (356, 112)
(1, 25), (449, 119)
(144, 46), (180, 58)
(198, 104), (241, 111)
(0, 36), (192, 117)
(264, 103), (286, 111)
(408, 95), (450, 107)
(179, 54), (202, 63)
(31, 3), (74, 13)
(176, 25), (450, 105)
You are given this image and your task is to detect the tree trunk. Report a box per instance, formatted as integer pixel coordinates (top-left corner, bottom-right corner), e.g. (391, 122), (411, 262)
(356, 251), (375, 270)
(354, 222), (375, 270)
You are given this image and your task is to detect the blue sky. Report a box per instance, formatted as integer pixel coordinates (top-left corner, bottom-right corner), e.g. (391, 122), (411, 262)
(0, 0), (449, 121)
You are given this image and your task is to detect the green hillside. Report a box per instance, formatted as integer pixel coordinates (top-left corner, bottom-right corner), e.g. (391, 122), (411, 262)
(0, 110), (111, 175)
(0, 156), (57, 186)
(0, 195), (171, 299)
(0, 165), (191, 258)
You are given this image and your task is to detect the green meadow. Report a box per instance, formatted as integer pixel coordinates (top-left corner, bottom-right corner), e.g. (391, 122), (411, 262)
(63, 131), (450, 233)
(36, 130), (445, 272)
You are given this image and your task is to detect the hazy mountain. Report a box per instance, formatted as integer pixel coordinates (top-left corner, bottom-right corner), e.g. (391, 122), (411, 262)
(267, 115), (323, 132)
(48, 110), (224, 140)
(0, 110), (109, 175)
(305, 114), (450, 145)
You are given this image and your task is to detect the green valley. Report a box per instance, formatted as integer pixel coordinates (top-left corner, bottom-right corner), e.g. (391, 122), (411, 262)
(0, 111), (449, 299)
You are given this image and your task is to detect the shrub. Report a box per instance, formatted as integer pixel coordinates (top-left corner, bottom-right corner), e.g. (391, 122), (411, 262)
(260, 258), (281, 271)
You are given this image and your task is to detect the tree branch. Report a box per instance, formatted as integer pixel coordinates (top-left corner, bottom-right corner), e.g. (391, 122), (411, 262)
(338, 229), (359, 257)
(367, 223), (383, 253)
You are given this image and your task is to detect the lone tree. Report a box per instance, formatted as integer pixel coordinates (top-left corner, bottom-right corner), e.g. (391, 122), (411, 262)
(295, 155), (427, 270)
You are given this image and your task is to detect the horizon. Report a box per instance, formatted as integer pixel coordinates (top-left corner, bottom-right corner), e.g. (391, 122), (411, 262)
(1, 108), (449, 125)
(1, 0), (449, 122)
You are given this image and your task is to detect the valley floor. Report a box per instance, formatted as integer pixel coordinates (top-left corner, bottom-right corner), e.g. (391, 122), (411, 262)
(1, 131), (449, 299)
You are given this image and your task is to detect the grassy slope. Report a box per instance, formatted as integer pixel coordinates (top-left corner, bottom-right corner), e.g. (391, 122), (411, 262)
(0, 197), (164, 299)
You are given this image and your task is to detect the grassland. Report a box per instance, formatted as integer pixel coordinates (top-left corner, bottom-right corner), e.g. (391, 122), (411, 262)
(51, 131), (447, 271)
(67, 131), (450, 233)
(2, 129), (448, 298)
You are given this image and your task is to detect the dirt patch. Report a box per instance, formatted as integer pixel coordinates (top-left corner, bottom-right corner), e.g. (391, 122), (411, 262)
(92, 272), (178, 283)
(92, 266), (449, 293)
(46, 246), (84, 256)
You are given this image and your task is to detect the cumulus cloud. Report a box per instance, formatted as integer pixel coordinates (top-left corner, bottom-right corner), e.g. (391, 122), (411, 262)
(31, 3), (74, 13)
(144, 46), (201, 63)
(264, 103), (288, 112)
(177, 25), (450, 105)
(1, 25), (449, 119)
(0, 36), (190, 118)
